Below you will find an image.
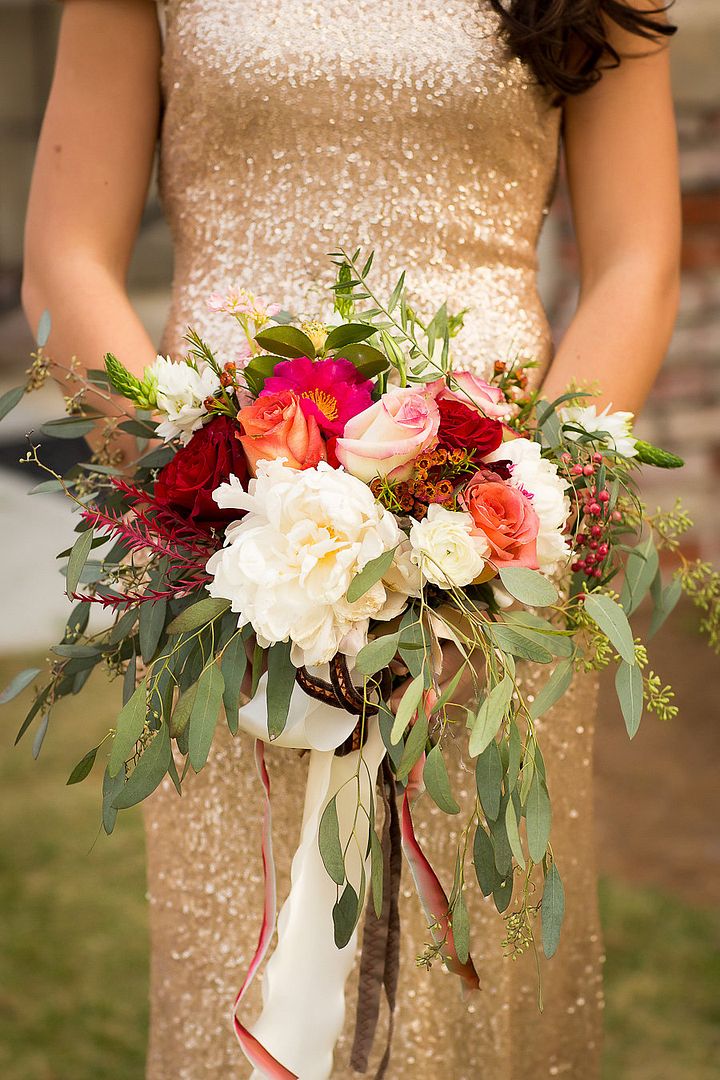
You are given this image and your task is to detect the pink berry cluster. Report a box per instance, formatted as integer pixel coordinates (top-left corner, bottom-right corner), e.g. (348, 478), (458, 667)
(562, 450), (623, 586)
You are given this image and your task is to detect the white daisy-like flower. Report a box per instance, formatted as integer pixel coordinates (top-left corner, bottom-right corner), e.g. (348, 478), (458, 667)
(146, 355), (219, 445)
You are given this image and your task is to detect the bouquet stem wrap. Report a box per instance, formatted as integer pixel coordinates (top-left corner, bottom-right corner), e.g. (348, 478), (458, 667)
(235, 670), (387, 1079)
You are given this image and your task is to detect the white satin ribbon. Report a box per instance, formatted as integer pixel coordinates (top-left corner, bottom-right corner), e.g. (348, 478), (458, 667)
(237, 669), (387, 1080)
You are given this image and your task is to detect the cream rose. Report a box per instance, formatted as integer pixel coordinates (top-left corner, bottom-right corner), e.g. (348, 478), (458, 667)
(335, 386), (440, 483)
(409, 504), (490, 588)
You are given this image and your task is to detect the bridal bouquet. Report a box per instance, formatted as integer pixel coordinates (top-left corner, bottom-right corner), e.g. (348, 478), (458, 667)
(2, 248), (717, 1077)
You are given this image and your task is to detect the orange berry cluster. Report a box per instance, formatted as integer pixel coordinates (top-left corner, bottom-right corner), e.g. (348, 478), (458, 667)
(370, 445), (475, 520)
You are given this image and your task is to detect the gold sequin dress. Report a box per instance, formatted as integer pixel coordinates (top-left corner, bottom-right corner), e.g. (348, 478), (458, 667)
(145, 1), (604, 1076)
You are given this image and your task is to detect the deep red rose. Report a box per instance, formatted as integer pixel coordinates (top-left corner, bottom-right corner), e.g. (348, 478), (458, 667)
(437, 399), (503, 458)
(154, 415), (249, 533)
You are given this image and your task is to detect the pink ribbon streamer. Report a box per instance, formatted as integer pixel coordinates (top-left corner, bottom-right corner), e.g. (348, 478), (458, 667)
(232, 739), (298, 1079)
(400, 790), (481, 993)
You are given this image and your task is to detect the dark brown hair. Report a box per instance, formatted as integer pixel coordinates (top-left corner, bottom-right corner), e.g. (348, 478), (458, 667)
(488, 0), (676, 98)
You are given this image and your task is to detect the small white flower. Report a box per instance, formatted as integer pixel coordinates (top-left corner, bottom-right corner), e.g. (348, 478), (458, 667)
(562, 404), (637, 459)
(485, 438), (571, 573)
(147, 355), (219, 445)
(206, 460), (408, 667)
(409, 504), (489, 589)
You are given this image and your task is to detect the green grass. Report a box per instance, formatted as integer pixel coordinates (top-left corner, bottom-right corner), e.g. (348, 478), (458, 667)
(1, 653), (718, 1079)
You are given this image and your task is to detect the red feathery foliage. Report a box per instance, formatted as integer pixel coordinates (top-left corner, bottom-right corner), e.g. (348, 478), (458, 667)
(76, 478), (218, 610)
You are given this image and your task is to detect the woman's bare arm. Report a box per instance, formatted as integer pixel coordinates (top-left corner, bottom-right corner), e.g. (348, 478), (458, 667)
(22, 0), (162, 446)
(541, 10), (681, 415)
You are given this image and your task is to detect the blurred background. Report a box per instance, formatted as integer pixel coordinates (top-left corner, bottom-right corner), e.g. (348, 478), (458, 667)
(0, 2), (718, 1077)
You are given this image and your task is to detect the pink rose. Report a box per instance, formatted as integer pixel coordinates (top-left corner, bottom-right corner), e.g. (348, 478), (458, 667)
(335, 386), (440, 483)
(461, 476), (539, 568)
(429, 371), (511, 420)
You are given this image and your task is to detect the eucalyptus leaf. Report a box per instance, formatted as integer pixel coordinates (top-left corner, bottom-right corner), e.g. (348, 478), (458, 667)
(221, 633), (248, 734)
(503, 612), (574, 658)
(65, 529), (94, 600)
(488, 796), (513, 877)
(473, 826), (500, 896)
(398, 609), (431, 678)
(526, 773), (552, 863)
(333, 883), (359, 949)
(36, 309), (52, 347)
(29, 479), (65, 495)
(452, 892), (470, 965)
(486, 622), (554, 664)
(346, 547), (397, 604)
(469, 675), (513, 757)
(0, 385), (26, 422)
(583, 593), (636, 665)
(139, 597), (167, 664)
(188, 664), (225, 771)
(620, 534), (659, 616)
(102, 764), (125, 834)
(378, 704), (404, 771)
(475, 740), (503, 820)
(108, 678), (148, 777)
(493, 875), (514, 914)
(265, 641), (295, 739)
(166, 597), (231, 635)
(355, 632), (401, 677)
(319, 796), (345, 885)
(423, 743), (460, 814)
(529, 658), (575, 721)
(615, 659), (643, 739)
(648, 575), (682, 639)
(499, 567), (559, 608)
(542, 863), (565, 958)
(0, 667), (41, 705)
(169, 684), (198, 739)
(112, 724), (171, 809)
(506, 720), (522, 792)
(504, 796), (526, 870)
(40, 417), (97, 440)
(396, 709), (429, 781)
(32, 713), (50, 760)
(390, 672), (424, 744)
(66, 744), (99, 785)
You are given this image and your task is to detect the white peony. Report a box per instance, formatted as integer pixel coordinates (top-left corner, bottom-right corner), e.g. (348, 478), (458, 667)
(147, 355), (219, 445)
(206, 460), (409, 667)
(409, 504), (490, 588)
(561, 404), (637, 459)
(485, 438), (571, 573)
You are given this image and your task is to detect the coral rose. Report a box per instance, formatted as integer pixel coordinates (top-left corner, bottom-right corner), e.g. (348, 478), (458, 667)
(237, 390), (326, 474)
(461, 476), (540, 569)
(335, 386), (440, 483)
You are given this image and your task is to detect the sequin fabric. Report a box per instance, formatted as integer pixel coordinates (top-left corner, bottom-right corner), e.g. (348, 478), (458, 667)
(145, 2), (603, 1076)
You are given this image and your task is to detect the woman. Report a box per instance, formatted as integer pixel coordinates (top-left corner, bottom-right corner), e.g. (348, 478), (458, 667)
(23, 1), (680, 1077)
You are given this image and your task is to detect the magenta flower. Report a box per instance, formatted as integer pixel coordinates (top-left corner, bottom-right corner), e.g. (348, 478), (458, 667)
(260, 356), (374, 437)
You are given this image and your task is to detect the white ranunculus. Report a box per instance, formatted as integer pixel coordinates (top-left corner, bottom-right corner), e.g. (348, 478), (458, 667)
(147, 355), (219, 445)
(206, 460), (409, 667)
(561, 404), (637, 459)
(409, 504), (489, 589)
(485, 437), (571, 573)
